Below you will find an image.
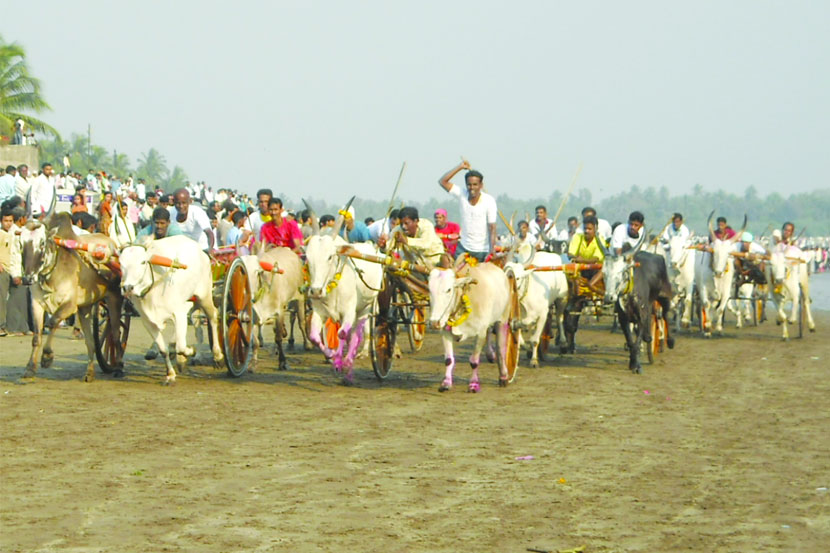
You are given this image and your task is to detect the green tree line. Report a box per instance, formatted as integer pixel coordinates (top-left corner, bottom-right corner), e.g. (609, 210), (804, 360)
(297, 184), (830, 238)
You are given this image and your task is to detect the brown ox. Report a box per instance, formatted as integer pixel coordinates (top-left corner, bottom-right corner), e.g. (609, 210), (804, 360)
(21, 213), (124, 381)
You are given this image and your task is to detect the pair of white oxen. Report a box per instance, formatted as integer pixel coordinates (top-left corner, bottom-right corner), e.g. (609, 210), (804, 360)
(118, 229), (574, 390)
(656, 229), (816, 340)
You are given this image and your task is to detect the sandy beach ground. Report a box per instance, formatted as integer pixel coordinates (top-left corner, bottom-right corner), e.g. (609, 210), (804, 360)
(1, 309), (828, 552)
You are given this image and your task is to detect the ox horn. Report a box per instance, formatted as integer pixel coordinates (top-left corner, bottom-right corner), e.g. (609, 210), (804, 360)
(302, 198), (320, 236)
(331, 195), (356, 240)
(625, 226), (648, 261)
(522, 244), (537, 268)
(731, 214), (748, 243)
(707, 210), (716, 242)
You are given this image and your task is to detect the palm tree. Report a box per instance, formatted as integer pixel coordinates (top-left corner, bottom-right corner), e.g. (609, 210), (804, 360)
(164, 166), (189, 191)
(136, 148), (168, 188)
(0, 35), (59, 139)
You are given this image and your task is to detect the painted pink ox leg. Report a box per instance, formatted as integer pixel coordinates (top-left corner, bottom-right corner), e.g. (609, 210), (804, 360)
(468, 356), (481, 393)
(439, 357), (455, 392)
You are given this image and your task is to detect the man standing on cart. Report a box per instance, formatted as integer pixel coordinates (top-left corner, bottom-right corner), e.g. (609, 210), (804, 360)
(170, 188), (214, 250)
(438, 160), (497, 262)
(260, 198), (303, 253)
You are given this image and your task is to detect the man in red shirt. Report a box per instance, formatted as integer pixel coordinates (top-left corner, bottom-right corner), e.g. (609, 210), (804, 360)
(433, 208), (460, 256)
(260, 198), (303, 253)
(713, 216), (736, 241)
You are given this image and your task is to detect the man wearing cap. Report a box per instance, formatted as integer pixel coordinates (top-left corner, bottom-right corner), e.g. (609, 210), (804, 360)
(438, 160), (497, 261)
(732, 231), (767, 284)
(339, 206), (371, 243)
(433, 208), (460, 256)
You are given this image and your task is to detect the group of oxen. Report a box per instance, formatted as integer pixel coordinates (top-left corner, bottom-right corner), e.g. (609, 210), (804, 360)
(14, 209), (814, 390)
(656, 213), (815, 341)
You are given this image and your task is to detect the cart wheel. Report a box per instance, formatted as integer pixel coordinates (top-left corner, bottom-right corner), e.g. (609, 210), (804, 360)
(538, 312), (553, 361)
(500, 271), (521, 383)
(93, 300), (130, 374)
(221, 257), (253, 377)
(397, 288), (426, 352)
(370, 297), (397, 380)
(797, 284), (805, 339)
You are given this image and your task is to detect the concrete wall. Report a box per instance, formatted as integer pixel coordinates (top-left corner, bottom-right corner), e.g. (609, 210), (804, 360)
(0, 144), (39, 170)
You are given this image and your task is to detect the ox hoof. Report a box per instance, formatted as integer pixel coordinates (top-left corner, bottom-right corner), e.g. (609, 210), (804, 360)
(144, 348), (159, 360)
(162, 379), (177, 387)
(113, 368), (125, 378)
(631, 365), (642, 375)
(498, 377), (509, 388)
(810, 328), (816, 333)
(41, 355), (54, 369)
(467, 381), (481, 393)
(279, 361), (289, 371)
(22, 368), (36, 379)
(667, 336), (676, 349)
(83, 373), (95, 383)
(438, 379), (453, 392)
(485, 350), (496, 363)
(340, 375), (354, 386)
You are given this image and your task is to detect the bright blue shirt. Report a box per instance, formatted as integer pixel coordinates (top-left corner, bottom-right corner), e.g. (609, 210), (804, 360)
(343, 221), (371, 243)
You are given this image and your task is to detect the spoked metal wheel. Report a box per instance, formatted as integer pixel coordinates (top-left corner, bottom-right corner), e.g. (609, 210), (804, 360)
(797, 284), (805, 339)
(396, 288), (426, 353)
(220, 257), (254, 377)
(369, 291), (396, 380)
(92, 299), (131, 374)
(499, 271), (521, 384)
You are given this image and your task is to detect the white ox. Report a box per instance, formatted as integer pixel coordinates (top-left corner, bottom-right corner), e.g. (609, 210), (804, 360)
(768, 247), (816, 340)
(305, 232), (383, 384)
(428, 262), (512, 392)
(120, 235), (223, 384)
(694, 216), (746, 336)
(665, 235), (697, 329)
(504, 252), (568, 368)
(241, 247), (307, 371)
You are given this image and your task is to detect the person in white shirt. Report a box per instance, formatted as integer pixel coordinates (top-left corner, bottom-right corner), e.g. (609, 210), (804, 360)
(575, 206), (613, 243)
(15, 164), (31, 199)
(661, 212), (691, 244)
(558, 216), (579, 242)
(247, 188), (272, 240)
(438, 160), (498, 261)
(28, 162), (56, 218)
(169, 188), (213, 249)
(610, 211), (645, 255)
(528, 205), (557, 247)
(136, 178), (146, 201)
(109, 200), (137, 248)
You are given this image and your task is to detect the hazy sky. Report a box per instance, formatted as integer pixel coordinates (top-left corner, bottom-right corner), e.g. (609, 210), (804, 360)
(7, 1), (829, 203)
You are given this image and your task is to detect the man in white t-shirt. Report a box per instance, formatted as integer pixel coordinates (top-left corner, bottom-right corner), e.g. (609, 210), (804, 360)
(169, 188), (213, 249)
(438, 160), (497, 261)
(247, 188), (272, 240)
(528, 205), (557, 247)
(610, 211), (645, 255)
(29, 163), (56, 218)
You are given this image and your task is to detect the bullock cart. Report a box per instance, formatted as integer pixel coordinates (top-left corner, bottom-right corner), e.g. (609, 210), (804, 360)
(336, 246), (431, 380)
(91, 243), (255, 378)
(532, 261), (668, 363)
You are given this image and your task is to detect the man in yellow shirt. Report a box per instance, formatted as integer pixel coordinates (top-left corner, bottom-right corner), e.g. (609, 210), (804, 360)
(392, 206), (446, 267)
(567, 215), (605, 292)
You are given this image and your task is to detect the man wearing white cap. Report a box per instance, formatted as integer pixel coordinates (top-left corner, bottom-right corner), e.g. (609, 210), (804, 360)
(732, 231), (767, 284)
(339, 205), (371, 243)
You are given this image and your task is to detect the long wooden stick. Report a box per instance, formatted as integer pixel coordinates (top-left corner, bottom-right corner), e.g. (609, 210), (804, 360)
(545, 162), (583, 235)
(498, 209), (516, 236)
(384, 161), (407, 222)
